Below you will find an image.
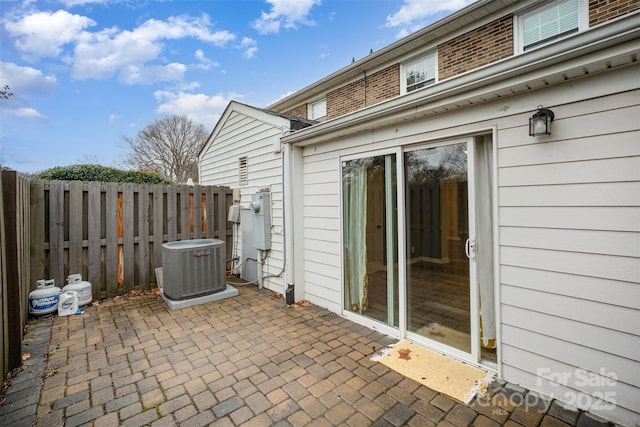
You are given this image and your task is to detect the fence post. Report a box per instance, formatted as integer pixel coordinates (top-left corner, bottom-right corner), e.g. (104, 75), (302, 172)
(87, 182), (101, 298)
(105, 182), (119, 297)
(138, 184), (150, 288)
(0, 170), (7, 378)
(49, 181), (65, 286)
(151, 184), (164, 279)
(1, 171), (23, 370)
(68, 180), (83, 277)
(29, 180), (45, 289)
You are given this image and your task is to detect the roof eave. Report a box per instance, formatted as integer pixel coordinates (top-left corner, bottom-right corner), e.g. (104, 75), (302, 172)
(280, 14), (640, 147)
(267, 0), (513, 112)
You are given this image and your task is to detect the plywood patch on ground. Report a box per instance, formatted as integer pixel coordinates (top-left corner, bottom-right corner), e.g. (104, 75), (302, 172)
(373, 340), (493, 403)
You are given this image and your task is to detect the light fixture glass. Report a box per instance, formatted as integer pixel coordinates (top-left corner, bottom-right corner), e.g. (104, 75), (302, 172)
(529, 105), (554, 137)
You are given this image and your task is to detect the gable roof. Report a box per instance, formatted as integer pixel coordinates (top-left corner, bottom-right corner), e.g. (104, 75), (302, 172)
(198, 100), (316, 159)
(256, 107), (317, 131)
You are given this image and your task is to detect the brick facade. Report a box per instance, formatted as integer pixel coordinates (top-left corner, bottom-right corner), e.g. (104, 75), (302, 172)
(365, 64), (400, 107)
(284, 104), (308, 120)
(589, 0), (640, 26)
(327, 79), (365, 120)
(279, 2), (636, 121)
(326, 64), (400, 120)
(438, 15), (513, 81)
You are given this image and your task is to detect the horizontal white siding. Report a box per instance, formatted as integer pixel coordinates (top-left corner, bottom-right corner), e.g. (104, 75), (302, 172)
(500, 206), (639, 231)
(497, 90), (640, 422)
(500, 266), (639, 309)
(200, 110), (287, 293)
(296, 67), (639, 424)
(300, 155), (342, 310)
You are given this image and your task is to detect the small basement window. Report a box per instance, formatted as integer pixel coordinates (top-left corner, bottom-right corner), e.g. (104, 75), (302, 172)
(402, 52), (436, 94)
(238, 156), (248, 186)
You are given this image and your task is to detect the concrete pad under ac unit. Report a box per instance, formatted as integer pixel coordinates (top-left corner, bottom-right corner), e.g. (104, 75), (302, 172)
(154, 267), (239, 310)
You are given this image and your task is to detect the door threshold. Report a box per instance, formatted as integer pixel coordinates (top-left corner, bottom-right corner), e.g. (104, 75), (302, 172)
(373, 339), (495, 403)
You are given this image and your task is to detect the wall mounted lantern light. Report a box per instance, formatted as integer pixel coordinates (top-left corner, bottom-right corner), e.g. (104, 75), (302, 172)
(529, 105), (555, 137)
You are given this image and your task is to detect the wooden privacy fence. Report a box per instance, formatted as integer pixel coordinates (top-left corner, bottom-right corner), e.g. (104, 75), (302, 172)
(30, 180), (233, 299)
(1, 170), (31, 379)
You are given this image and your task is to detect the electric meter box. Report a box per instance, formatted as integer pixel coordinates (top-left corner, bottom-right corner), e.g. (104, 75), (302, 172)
(251, 192), (271, 250)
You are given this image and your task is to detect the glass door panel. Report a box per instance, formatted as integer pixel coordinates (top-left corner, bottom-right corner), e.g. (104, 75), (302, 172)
(404, 143), (471, 353)
(342, 154), (398, 327)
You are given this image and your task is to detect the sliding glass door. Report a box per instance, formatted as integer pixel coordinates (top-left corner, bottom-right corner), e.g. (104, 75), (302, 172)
(405, 143), (472, 353)
(342, 153), (398, 327)
(341, 138), (496, 364)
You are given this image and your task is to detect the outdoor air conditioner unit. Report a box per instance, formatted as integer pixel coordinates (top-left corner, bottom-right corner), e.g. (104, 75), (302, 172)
(161, 239), (226, 300)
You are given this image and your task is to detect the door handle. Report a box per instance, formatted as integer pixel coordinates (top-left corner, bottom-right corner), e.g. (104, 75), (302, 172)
(465, 238), (476, 260)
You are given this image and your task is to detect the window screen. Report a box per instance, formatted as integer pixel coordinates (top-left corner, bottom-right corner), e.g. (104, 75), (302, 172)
(522, 0), (578, 50)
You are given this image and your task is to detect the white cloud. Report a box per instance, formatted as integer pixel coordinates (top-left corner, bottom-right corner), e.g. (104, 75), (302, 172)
(194, 49), (220, 70)
(178, 81), (201, 91)
(0, 62), (55, 123)
(239, 38), (258, 59)
(61, 0), (111, 6)
(5, 9), (96, 58)
(1, 106), (48, 122)
(252, 0), (321, 34)
(385, 0), (474, 37)
(108, 113), (122, 123)
(154, 90), (241, 127)
(118, 63), (187, 85)
(5, 9), (238, 85)
(0, 62), (57, 95)
(70, 15), (235, 83)
(133, 15), (235, 47)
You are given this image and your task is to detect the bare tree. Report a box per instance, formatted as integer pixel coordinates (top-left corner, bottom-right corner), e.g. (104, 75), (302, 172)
(122, 115), (209, 183)
(1, 85), (13, 100)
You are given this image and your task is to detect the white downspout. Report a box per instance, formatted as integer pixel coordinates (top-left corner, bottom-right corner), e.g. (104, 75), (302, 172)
(283, 141), (295, 297)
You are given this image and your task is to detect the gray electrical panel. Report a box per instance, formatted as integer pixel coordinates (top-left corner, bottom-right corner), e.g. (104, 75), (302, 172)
(240, 208), (257, 282)
(251, 192), (271, 250)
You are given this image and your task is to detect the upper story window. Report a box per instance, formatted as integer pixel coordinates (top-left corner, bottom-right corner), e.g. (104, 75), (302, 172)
(308, 98), (326, 122)
(403, 52), (436, 94)
(518, 0), (584, 52)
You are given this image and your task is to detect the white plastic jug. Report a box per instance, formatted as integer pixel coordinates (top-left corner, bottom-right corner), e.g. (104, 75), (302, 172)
(58, 291), (79, 316)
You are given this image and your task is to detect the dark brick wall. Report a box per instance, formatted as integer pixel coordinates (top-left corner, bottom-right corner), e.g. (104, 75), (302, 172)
(438, 15), (514, 80)
(589, 0), (640, 26)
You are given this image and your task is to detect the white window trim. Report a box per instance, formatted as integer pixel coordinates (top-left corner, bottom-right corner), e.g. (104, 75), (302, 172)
(400, 51), (438, 96)
(308, 97), (326, 122)
(514, 0), (588, 54)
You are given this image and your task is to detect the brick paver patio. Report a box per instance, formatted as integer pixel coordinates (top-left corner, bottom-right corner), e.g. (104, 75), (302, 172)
(1, 285), (607, 426)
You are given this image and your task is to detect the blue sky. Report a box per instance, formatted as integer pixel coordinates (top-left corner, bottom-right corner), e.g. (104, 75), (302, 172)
(1, 0), (472, 174)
